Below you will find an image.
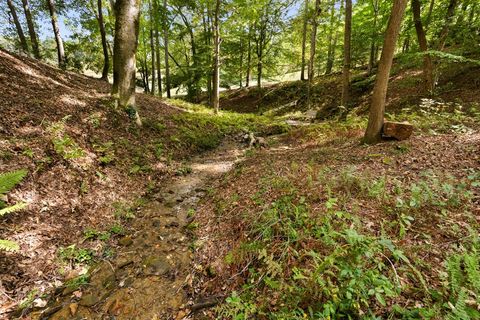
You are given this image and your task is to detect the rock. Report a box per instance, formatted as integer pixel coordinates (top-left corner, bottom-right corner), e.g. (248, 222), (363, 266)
(254, 137), (267, 148)
(69, 303), (78, 316)
(33, 298), (47, 308)
(118, 236), (133, 246)
(79, 294), (101, 307)
(117, 257), (134, 268)
(382, 121), (414, 141)
(143, 256), (171, 275)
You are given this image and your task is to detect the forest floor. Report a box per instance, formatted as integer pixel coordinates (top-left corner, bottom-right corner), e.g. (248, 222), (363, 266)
(1, 48), (479, 320)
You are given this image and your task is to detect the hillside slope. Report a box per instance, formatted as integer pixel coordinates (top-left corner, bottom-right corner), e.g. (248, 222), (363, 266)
(219, 55), (480, 120)
(0, 49), (284, 315)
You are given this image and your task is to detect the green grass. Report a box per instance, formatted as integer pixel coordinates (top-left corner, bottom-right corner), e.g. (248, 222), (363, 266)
(167, 99), (289, 152)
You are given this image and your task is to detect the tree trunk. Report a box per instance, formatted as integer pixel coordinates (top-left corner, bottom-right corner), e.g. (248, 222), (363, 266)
(149, 0), (156, 95)
(364, 0), (408, 144)
(163, 0), (171, 98)
(6, 0), (29, 53)
(97, 0), (109, 80)
(411, 0), (434, 93)
(367, 0), (379, 74)
(425, 0), (434, 27)
(212, 0), (221, 114)
(154, 0), (162, 96)
(300, 0), (309, 81)
(246, 25), (251, 87)
(437, 0), (457, 51)
(325, 0), (336, 75)
(47, 0), (66, 69)
(341, 0), (352, 107)
(112, 0), (142, 126)
(21, 0), (40, 58)
(308, 0), (321, 81)
(307, 0), (321, 108)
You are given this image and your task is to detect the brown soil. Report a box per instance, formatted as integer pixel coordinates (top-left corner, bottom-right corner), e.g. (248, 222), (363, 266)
(0, 48), (202, 317)
(192, 125), (480, 318)
(218, 62), (480, 118)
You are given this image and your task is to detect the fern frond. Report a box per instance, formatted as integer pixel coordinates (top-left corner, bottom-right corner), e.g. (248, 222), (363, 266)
(0, 169), (28, 195)
(447, 288), (470, 320)
(447, 255), (464, 294)
(464, 252), (480, 292)
(0, 202), (27, 217)
(0, 239), (19, 252)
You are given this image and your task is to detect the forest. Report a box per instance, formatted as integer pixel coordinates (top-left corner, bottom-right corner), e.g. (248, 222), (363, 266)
(0, 0), (479, 319)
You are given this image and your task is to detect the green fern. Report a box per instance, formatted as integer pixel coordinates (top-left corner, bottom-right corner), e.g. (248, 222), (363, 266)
(445, 247), (480, 319)
(0, 239), (20, 252)
(0, 169), (28, 252)
(0, 202), (27, 217)
(0, 169), (28, 195)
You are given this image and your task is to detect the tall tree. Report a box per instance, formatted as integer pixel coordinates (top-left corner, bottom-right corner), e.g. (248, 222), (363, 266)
(149, 0), (156, 95)
(307, 0), (321, 81)
(245, 24), (252, 87)
(341, 0), (352, 106)
(212, 0), (221, 113)
(163, 0), (171, 98)
(47, 0), (66, 69)
(437, 0), (457, 51)
(300, 0), (309, 81)
(112, 0), (142, 126)
(307, 0), (321, 108)
(97, 0), (110, 80)
(411, 0), (434, 92)
(153, 0), (162, 95)
(21, 0), (40, 58)
(364, 0), (408, 144)
(6, 0), (29, 52)
(325, 0), (337, 75)
(367, 0), (379, 74)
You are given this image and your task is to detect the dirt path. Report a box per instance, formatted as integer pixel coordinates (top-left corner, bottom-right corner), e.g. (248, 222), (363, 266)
(30, 140), (246, 320)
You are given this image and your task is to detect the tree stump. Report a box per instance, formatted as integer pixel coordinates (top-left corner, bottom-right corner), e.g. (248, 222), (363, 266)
(382, 121), (414, 141)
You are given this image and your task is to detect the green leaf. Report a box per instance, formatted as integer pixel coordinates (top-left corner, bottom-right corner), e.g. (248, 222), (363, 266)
(0, 202), (27, 217)
(0, 239), (20, 252)
(0, 169), (28, 195)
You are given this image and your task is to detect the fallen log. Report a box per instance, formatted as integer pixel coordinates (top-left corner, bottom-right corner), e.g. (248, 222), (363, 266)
(382, 121), (414, 141)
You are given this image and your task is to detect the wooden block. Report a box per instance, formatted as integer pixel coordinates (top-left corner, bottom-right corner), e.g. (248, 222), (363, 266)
(382, 121), (414, 141)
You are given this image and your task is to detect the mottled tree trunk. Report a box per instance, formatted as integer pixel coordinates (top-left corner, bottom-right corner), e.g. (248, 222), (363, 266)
(212, 0), (221, 114)
(300, 0), (309, 81)
(6, 0), (29, 52)
(341, 0), (352, 107)
(47, 0), (65, 69)
(307, 0), (321, 108)
(437, 0), (457, 51)
(246, 25), (251, 87)
(163, 0), (171, 98)
(149, 0), (156, 95)
(412, 0), (434, 93)
(364, 0), (408, 144)
(112, 0), (142, 126)
(21, 0), (40, 58)
(325, 0), (336, 75)
(97, 0), (110, 80)
(367, 0), (379, 74)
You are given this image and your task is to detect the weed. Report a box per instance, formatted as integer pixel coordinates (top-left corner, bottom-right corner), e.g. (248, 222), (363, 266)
(112, 202), (135, 220)
(58, 245), (94, 265)
(47, 119), (85, 160)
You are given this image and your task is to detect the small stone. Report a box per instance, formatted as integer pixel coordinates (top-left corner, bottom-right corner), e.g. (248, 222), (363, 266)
(117, 257), (134, 268)
(143, 256), (171, 275)
(118, 236), (133, 246)
(69, 303), (78, 316)
(33, 298), (47, 308)
(79, 294), (101, 307)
